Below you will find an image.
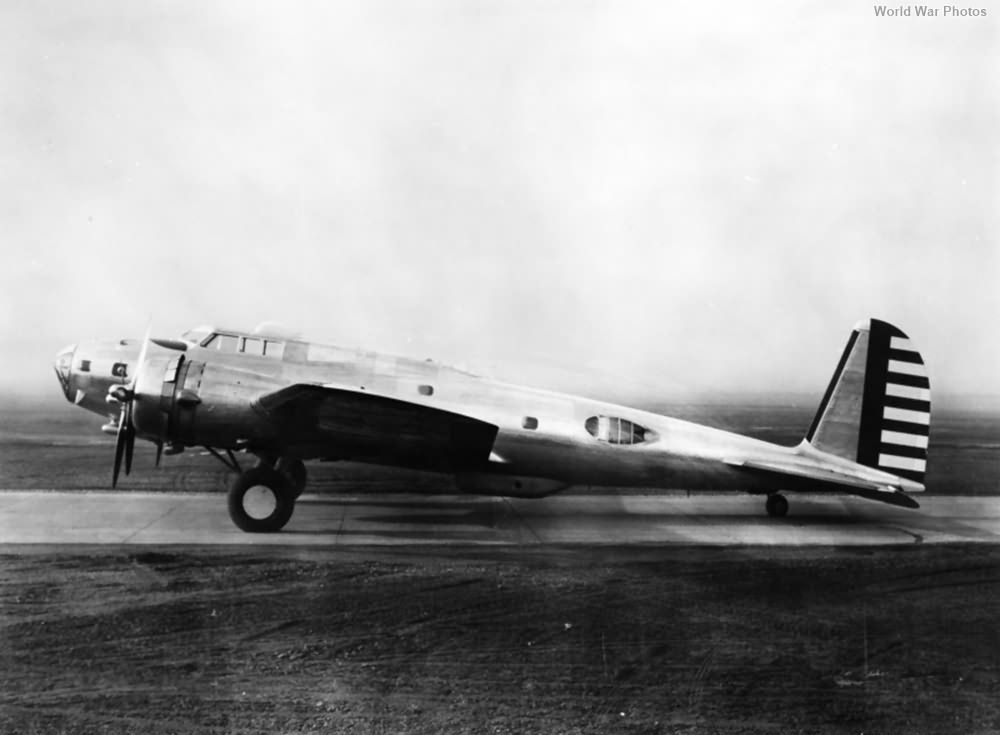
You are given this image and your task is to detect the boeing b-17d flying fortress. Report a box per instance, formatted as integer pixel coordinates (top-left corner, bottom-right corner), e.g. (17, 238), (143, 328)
(54, 319), (931, 533)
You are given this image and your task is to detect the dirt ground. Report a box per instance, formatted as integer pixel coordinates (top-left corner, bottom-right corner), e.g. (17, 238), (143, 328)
(1, 544), (998, 735)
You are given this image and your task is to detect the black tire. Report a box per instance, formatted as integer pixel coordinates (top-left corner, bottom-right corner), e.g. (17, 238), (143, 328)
(765, 493), (789, 518)
(228, 466), (296, 533)
(275, 457), (307, 499)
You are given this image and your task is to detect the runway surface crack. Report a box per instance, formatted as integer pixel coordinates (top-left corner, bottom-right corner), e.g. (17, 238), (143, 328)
(121, 504), (178, 543)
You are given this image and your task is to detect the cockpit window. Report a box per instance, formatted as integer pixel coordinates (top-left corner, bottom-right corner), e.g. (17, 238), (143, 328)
(199, 332), (284, 358)
(242, 337), (265, 356)
(242, 337), (284, 358)
(585, 416), (653, 445)
(203, 333), (239, 352)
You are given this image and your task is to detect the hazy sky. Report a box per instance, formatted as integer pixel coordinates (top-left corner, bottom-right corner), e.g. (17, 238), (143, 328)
(2, 1), (997, 403)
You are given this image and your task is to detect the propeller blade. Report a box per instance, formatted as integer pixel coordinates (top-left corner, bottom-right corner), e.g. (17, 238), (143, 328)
(122, 401), (135, 475)
(131, 321), (153, 393)
(112, 319), (150, 488)
(110, 319), (158, 487)
(112, 411), (127, 488)
(120, 320), (150, 483)
(124, 423), (135, 476)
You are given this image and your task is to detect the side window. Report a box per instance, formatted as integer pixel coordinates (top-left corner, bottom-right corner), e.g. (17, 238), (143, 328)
(585, 416), (651, 445)
(242, 337), (265, 356)
(263, 340), (285, 358)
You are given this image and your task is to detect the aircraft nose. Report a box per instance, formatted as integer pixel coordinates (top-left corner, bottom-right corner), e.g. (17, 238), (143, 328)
(54, 344), (77, 401)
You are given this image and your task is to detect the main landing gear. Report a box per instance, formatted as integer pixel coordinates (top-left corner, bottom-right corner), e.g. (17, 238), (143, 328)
(218, 453), (308, 533)
(765, 493), (789, 518)
(275, 457), (307, 499)
(228, 466), (296, 533)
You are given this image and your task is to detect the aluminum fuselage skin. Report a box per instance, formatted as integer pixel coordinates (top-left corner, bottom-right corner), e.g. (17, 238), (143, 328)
(57, 336), (911, 497)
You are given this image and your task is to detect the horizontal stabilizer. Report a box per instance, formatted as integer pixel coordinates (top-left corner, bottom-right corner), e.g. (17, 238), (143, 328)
(725, 458), (921, 509)
(839, 485), (921, 509)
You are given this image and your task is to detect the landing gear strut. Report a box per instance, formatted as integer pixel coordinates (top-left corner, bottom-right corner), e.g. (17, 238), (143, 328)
(765, 493), (789, 518)
(275, 457), (307, 499)
(227, 465), (296, 533)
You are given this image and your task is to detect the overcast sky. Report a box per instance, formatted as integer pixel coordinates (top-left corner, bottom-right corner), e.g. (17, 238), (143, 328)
(2, 1), (997, 404)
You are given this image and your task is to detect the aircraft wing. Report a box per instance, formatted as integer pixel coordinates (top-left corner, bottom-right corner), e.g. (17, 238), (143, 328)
(724, 458), (921, 509)
(253, 383), (499, 470)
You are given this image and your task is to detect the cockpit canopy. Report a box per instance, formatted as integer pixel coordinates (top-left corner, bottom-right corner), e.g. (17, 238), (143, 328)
(181, 325), (286, 359)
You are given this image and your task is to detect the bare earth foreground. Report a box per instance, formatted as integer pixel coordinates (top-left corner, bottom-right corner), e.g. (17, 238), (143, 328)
(0, 544), (998, 735)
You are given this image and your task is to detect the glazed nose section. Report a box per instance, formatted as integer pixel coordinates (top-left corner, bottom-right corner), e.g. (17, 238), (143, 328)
(54, 344), (77, 401)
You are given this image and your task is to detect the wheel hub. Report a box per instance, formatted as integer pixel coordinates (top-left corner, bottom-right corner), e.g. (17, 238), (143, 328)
(243, 485), (278, 519)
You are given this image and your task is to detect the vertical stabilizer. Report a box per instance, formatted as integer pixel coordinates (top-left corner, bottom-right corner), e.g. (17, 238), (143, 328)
(806, 319), (930, 484)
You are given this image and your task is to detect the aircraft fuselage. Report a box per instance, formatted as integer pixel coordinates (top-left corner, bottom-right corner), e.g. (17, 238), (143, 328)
(56, 320), (929, 531)
(57, 331), (901, 498)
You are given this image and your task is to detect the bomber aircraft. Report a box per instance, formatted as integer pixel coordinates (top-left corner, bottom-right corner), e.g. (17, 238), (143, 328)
(54, 319), (930, 532)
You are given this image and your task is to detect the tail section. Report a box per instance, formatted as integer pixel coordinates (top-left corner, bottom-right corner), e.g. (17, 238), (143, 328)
(807, 319), (930, 485)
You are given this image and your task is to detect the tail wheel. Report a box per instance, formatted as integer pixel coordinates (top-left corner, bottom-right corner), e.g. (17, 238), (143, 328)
(275, 457), (307, 499)
(765, 493), (789, 518)
(228, 466), (295, 533)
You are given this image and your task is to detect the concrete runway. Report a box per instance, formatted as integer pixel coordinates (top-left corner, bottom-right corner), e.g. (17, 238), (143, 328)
(0, 491), (998, 546)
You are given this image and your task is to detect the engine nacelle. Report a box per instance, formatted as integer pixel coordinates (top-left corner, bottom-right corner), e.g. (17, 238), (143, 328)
(132, 354), (280, 451)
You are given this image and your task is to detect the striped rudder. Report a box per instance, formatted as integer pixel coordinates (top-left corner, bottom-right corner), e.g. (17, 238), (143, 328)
(807, 319), (929, 484)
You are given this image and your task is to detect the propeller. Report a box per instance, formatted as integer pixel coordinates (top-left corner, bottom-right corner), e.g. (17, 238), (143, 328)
(110, 324), (152, 488)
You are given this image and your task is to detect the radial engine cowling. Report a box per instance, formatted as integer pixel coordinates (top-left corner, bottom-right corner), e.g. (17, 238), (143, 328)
(131, 353), (208, 447)
(131, 352), (277, 450)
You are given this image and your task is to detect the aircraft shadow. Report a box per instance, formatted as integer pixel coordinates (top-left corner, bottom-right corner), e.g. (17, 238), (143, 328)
(297, 497), (500, 512)
(287, 527), (499, 541)
(351, 510), (504, 528)
(279, 511), (909, 547)
(335, 511), (884, 527)
(300, 495), (902, 521)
